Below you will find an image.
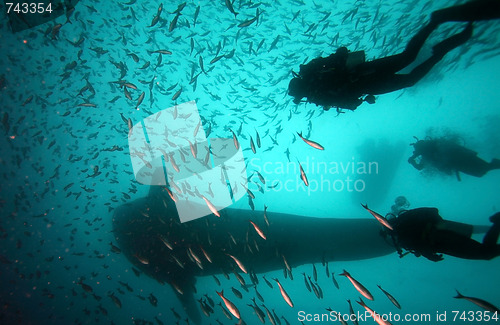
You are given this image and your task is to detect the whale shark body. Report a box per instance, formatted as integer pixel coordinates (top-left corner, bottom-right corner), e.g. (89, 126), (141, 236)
(112, 188), (396, 323)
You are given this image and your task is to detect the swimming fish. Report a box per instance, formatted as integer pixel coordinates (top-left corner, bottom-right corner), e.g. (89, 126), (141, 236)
(199, 245), (212, 263)
(261, 304), (276, 325)
(297, 159), (309, 186)
(357, 298), (393, 325)
(172, 87), (182, 101)
(250, 136), (256, 153)
(273, 278), (294, 307)
(216, 290), (241, 319)
(201, 195), (220, 217)
(226, 253), (247, 273)
(249, 220), (266, 240)
(79, 281), (93, 293)
(332, 272), (340, 289)
(302, 273), (311, 292)
(218, 302), (233, 320)
(263, 275), (273, 289)
(193, 5), (200, 26)
(148, 49), (172, 55)
(169, 12), (181, 32)
(231, 287), (243, 299)
(347, 299), (358, 325)
(247, 299), (265, 323)
(454, 290), (500, 312)
(109, 293), (122, 309)
(230, 129), (240, 150)
(135, 91), (145, 110)
(297, 132), (324, 150)
(263, 205), (270, 226)
(378, 285), (401, 309)
(331, 311), (348, 325)
(361, 204), (393, 231)
(224, 0), (238, 18)
(238, 8), (259, 28)
(199, 56), (206, 74)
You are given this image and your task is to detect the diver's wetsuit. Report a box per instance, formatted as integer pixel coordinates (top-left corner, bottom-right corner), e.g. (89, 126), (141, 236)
(408, 139), (500, 180)
(289, 0), (500, 110)
(391, 208), (500, 261)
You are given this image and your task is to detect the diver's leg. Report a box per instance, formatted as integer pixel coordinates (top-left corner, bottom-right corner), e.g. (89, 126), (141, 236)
(489, 158), (500, 172)
(436, 230), (500, 260)
(483, 212), (500, 245)
(458, 243), (500, 260)
(360, 23), (472, 94)
(359, 56), (439, 94)
(360, 17), (469, 89)
(390, 22), (473, 88)
(376, 54), (443, 92)
(467, 163), (491, 177)
(403, 21), (439, 59)
(362, 22), (438, 75)
(459, 156), (500, 177)
(432, 0), (500, 24)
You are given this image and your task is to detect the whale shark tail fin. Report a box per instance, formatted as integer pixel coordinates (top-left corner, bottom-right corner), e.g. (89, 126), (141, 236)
(115, 187), (201, 321)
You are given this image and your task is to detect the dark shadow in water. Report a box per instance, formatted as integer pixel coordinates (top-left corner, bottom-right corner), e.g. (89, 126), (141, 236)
(351, 138), (406, 206)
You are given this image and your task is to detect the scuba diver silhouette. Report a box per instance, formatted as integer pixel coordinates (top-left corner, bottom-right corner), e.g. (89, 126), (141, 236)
(288, 0), (500, 111)
(389, 208), (500, 261)
(384, 197), (500, 261)
(408, 137), (500, 181)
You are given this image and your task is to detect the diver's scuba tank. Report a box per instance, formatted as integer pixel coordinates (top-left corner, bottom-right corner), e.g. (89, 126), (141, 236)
(383, 196), (411, 258)
(390, 196), (410, 217)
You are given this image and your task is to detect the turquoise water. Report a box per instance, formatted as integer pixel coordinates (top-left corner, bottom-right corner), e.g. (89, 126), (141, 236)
(1, 0), (500, 324)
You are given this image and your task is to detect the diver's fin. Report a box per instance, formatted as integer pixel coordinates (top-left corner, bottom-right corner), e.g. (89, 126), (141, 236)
(491, 158), (500, 170)
(431, 0), (500, 24)
(489, 212), (500, 225)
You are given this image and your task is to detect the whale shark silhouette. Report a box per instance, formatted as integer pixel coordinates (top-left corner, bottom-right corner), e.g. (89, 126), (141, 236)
(112, 187), (396, 323)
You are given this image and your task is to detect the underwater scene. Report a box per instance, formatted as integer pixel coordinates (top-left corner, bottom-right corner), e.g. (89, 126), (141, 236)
(1, 0), (500, 324)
